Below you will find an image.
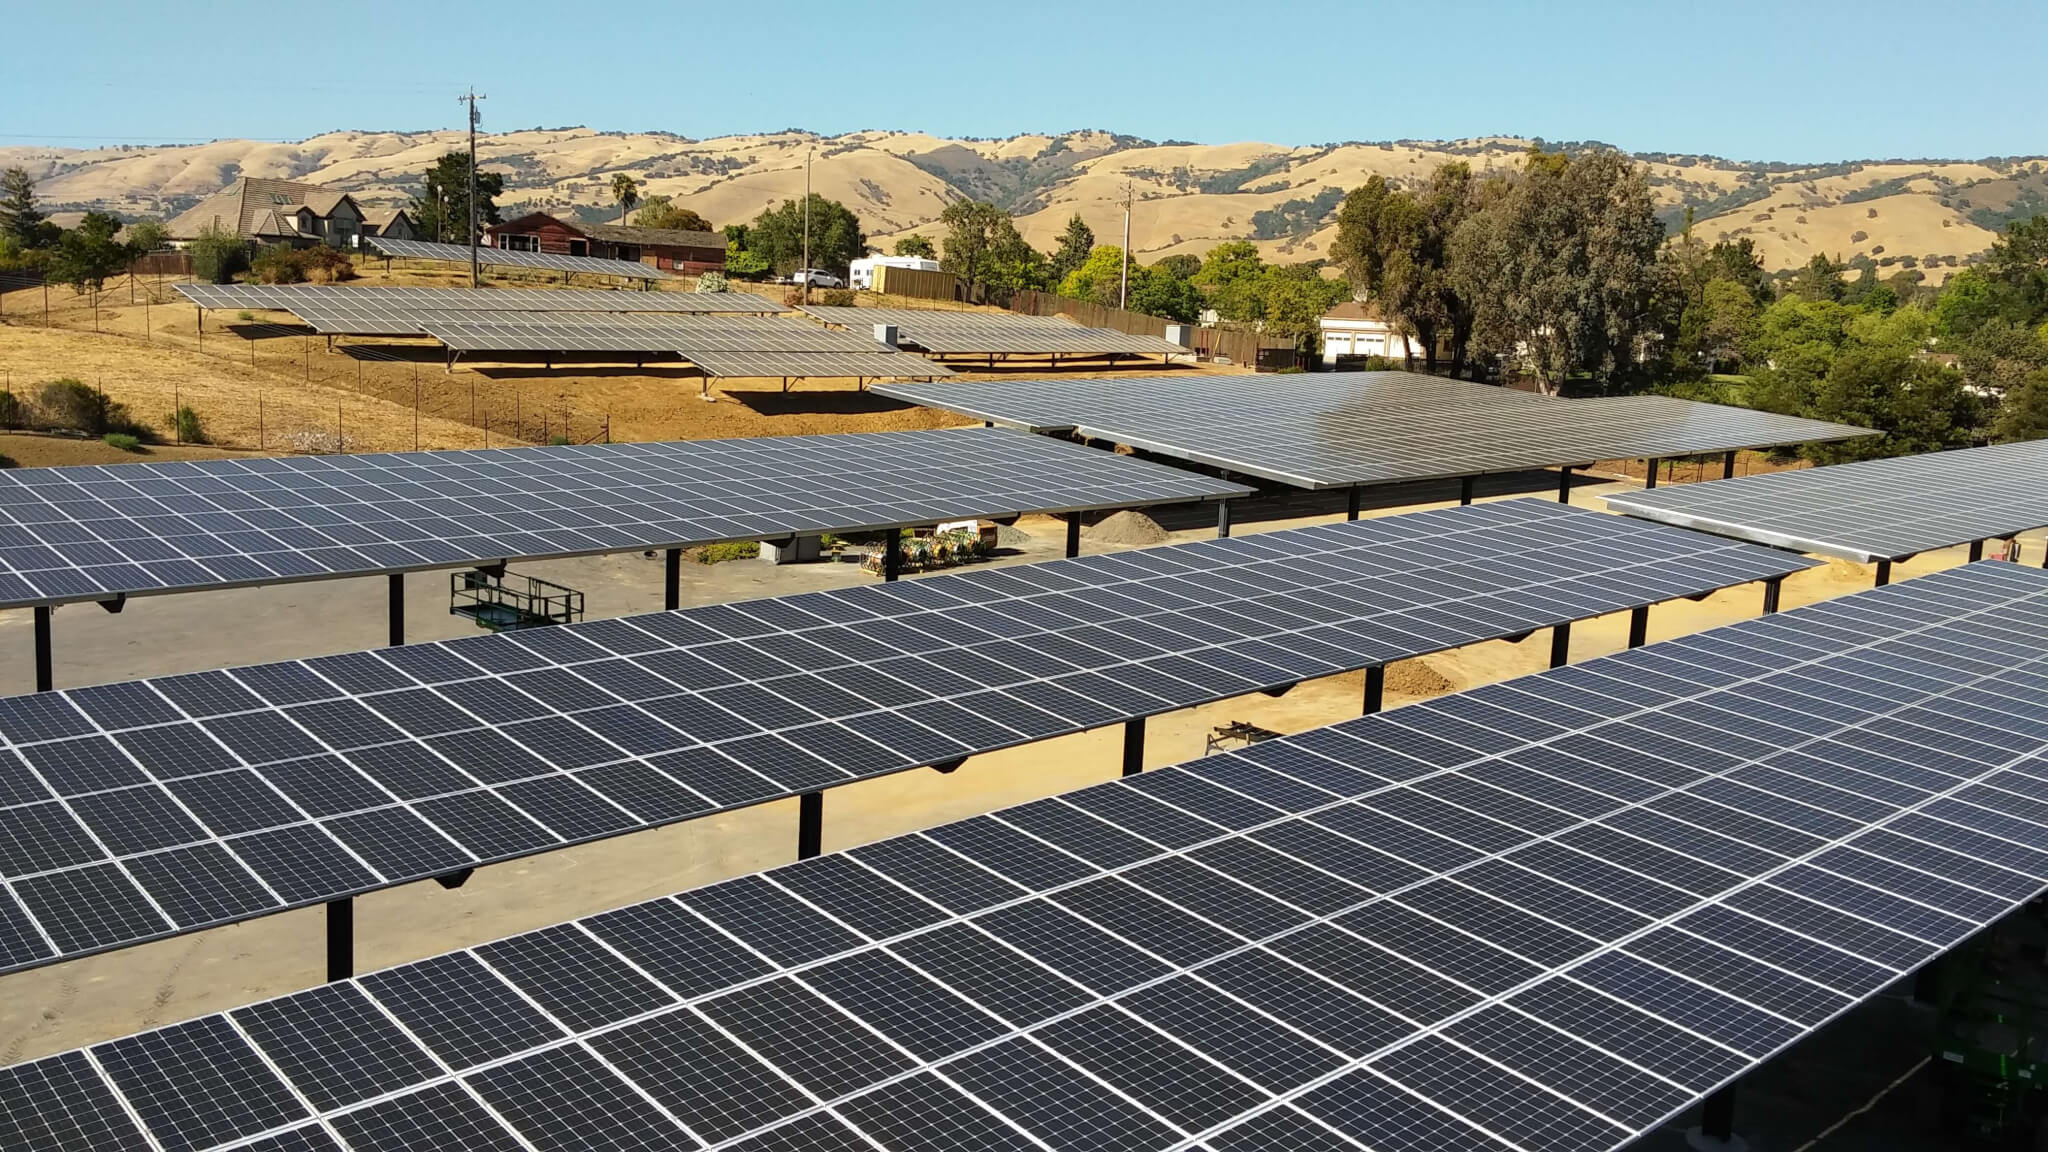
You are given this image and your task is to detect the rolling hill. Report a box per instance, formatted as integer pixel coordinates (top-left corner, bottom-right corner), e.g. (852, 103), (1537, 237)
(6, 128), (2043, 282)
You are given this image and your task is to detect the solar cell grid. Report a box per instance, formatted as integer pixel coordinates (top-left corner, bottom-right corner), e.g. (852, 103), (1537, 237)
(13, 561), (2048, 1150)
(0, 427), (1233, 609)
(175, 283), (785, 314)
(0, 498), (1807, 974)
(362, 235), (676, 280)
(1607, 438), (2048, 563)
(874, 371), (1877, 489)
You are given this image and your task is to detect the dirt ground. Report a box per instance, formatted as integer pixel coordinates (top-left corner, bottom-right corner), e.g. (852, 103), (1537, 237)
(0, 467), (2010, 1068)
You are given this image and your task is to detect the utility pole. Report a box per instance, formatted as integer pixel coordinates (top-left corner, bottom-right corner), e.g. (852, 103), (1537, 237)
(459, 87), (486, 288)
(1119, 181), (1134, 310)
(802, 145), (813, 306)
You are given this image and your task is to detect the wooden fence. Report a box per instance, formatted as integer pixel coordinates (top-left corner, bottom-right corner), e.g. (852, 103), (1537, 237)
(1006, 290), (1305, 370)
(871, 265), (962, 302)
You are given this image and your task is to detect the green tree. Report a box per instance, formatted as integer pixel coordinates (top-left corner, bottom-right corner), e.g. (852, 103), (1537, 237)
(1935, 267), (2006, 342)
(1126, 266), (1203, 323)
(1048, 214), (1095, 286)
(892, 234), (936, 259)
(611, 173), (640, 226)
(1698, 278), (1760, 371)
(0, 168), (52, 249)
(53, 212), (133, 293)
(1702, 238), (1773, 304)
(938, 200), (1016, 296)
(1982, 214), (2048, 325)
(123, 219), (169, 258)
(749, 194), (865, 278)
(412, 152), (505, 243)
(1332, 164), (1476, 373)
(1452, 149), (1665, 392)
(1153, 253), (1200, 281)
(188, 222), (248, 284)
(1790, 252), (1847, 303)
(1995, 366), (2048, 442)
(1056, 245), (1127, 302)
(1193, 241), (1268, 322)
(632, 195), (712, 232)
(1258, 264), (1351, 349)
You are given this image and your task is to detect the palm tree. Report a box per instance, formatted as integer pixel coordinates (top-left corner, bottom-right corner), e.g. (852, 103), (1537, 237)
(611, 173), (640, 227)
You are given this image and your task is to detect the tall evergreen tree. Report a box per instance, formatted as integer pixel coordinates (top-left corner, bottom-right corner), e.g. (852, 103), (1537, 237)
(1048, 214), (1095, 287)
(411, 153), (505, 243)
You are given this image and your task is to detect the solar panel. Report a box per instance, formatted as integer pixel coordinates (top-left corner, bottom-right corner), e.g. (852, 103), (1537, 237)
(1605, 440), (2048, 562)
(12, 560), (2047, 1152)
(800, 306), (1191, 356)
(362, 236), (675, 280)
(173, 284), (787, 315)
(681, 349), (954, 379)
(422, 321), (881, 356)
(0, 428), (1241, 610)
(0, 499), (1807, 973)
(873, 372), (1878, 489)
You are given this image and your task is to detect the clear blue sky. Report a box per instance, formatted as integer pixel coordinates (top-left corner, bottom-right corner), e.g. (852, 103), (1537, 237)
(5, 0), (2042, 161)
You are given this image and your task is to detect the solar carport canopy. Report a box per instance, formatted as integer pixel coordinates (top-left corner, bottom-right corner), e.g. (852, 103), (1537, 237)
(1606, 439), (2048, 563)
(801, 305), (1192, 356)
(173, 283), (788, 318)
(423, 319), (882, 355)
(13, 561), (2048, 1152)
(0, 428), (1242, 609)
(681, 349), (954, 379)
(873, 371), (1877, 488)
(0, 499), (1807, 974)
(363, 235), (676, 280)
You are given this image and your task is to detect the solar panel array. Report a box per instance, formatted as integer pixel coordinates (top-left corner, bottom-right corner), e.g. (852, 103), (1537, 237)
(174, 284), (787, 317)
(10, 560), (2047, 1152)
(362, 236), (675, 280)
(423, 319), (883, 355)
(0, 500), (1807, 974)
(0, 428), (1241, 610)
(873, 372), (1879, 489)
(801, 306), (1192, 357)
(1606, 439), (2048, 562)
(680, 349), (956, 380)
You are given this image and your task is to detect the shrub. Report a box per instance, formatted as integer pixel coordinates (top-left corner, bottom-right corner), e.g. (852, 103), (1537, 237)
(691, 541), (759, 564)
(236, 311), (254, 321)
(168, 405), (206, 444)
(189, 223), (249, 283)
(251, 246), (305, 284)
(814, 288), (855, 307)
(1851, 231), (1868, 243)
(0, 391), (24, 430)
(694, 271), (729, 293)
(548, 433), (571, 446)
(102, 433), (143, 453)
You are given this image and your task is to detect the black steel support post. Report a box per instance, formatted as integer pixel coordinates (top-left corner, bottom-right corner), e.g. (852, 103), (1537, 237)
(1216, 501), (1232, 539)
(1643, 459), (1661, 489)
(386, 574), (404, 647)
(1557, 466), (1574, 504)
(1969, 539), (1984, 562)
(1363, 664), (1385, 715)
(884, 532), (904, 581)
(664, 547), (681, 611)
(1721, 450), (1737, 480)
(1346, 487), (1361, 521)
(1065, 515), (1081, 559)
(1700, 1086), (1735, 1143)
(1875, 559), (1892, 587)
(33, 606), (51, 693)
(1458, 476), (1475, 506)
(1628, 605), (1649, 649)
(1122, 718), (1145, 777)
(797, 791), (823, 859)
(326, 898), (352, 982)
(1762, 577), (1783, 616)
(1549, 623), (1571, 669)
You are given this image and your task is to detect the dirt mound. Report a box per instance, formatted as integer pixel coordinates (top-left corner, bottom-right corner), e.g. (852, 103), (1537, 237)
(1384, 658), (1456, 698)
(1087, 510), (1169, 546)
(994, 523), (1033, 547)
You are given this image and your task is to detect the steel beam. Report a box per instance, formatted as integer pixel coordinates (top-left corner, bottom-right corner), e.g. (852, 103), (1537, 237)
(326, 899), (353, 982)
(1065, 515), (1081, 559)
(665, 547), (681, 610)
(387, 574), (404, 648)
(33, 606), (50, 693)
(1122, 718), (1145, 777)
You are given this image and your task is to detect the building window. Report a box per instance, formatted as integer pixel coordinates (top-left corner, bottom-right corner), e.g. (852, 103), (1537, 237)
(499, 234), (538, 252)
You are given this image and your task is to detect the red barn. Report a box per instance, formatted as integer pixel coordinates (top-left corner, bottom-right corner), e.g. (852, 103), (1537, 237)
(485, 212), (725, 273)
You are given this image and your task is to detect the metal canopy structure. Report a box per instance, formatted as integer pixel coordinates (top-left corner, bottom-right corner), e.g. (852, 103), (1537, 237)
(1606, 439), (2048, 563)
(10, 560), (2048, 1152)
(873, 372), (1877, 490)
(0, 500), (1806, 976)
(422, 320), (881, 355)
(681, 349), (953, 380)
(362, 235), (675, 280)
(0, 428), (1240, 611)
(173, 283), (788, 317)
(801, 305), (1193, 357)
